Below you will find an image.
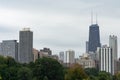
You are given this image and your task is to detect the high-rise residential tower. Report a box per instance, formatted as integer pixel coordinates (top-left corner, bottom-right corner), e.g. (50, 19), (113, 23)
(18, 28), (33, 63)
(88, 24), (101, 53)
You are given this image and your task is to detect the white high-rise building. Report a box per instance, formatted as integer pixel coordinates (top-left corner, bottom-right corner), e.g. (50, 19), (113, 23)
(98, 45), (113, 74)
(109, 35), (117, 74)
(64, 50), (75, 64)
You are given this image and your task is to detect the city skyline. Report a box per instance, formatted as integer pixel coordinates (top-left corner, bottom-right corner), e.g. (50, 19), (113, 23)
(0, 0), (120, 57)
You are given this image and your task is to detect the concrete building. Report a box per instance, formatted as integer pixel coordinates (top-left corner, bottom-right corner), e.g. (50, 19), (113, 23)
(59, 52), (64, 62)
(115, 59), (120, 73)
(109, 35), (118, 74)
(39, 48), (52, 58)
(33, 48), (39, 62)
(0, 40), (18, 61)
(86, 41), (89, 53)
(76, 53), (95, 68)
(18, 28), (33, 63)
(50, 55), (59, 61)
(97, 45), (113, 74)
(64, 50), (75, 67)
(109, 35), (117, 60)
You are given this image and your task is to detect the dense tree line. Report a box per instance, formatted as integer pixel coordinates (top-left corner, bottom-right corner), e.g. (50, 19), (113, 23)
(0, 55), (120, 80)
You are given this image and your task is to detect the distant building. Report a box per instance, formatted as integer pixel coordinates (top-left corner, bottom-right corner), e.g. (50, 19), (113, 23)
(115, 60), (120, 73)
(88, 24), (101, 53)
(0, 40), (18, 61)
(109, 35), (118, 74)
(59, 52), (64, 62)
(76, 53), (95, 68)
(64, 50), (75, 67)
(86, 41), (89, 53)
(39, 48), (52, 58)
(18, 28), (33, 63)
(33, 48), (39, 62)
(97, 45), (113, 74)
(50, 55), (59, 61)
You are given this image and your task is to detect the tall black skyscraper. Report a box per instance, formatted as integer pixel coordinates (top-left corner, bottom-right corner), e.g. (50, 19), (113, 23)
(88, 24), (101, 53)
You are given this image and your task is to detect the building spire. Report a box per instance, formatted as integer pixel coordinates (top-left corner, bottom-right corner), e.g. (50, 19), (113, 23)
(91, 11), (98, 25)
(91, 11), (93, 24)
(96, 13), (98, 24)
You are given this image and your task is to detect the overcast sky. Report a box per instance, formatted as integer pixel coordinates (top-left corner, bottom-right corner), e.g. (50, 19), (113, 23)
(0, 0), (120, 58)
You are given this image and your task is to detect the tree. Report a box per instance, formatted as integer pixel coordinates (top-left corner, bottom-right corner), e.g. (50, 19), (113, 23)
(17, 67), (32, 80)
(65, 64), (88, 80)
(98, 71), (112, 80)
(33, 57), (64, 80)
(85, 68), (99, 76)
(5, 56), (17, 67)
(114, 71), (120, 80)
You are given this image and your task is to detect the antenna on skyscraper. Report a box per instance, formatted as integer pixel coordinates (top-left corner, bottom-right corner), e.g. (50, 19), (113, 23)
(91, 10), (93, 24)
(96, 13), (98, 24)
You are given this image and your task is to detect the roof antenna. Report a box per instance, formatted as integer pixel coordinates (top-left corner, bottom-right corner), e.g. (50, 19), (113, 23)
(96, 13), (98, 24)
(91, 10), (93, 24)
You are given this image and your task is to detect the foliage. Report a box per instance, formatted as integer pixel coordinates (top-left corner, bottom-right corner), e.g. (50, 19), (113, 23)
(33, 57), (64, 80)
(114, 71), (120, 80)
(98, 71), (112, 80)
(0, 55), (118, 80)
(85, 68), (99, 76)
(17, 67), (32, 80)
(65, 64), (88, 80)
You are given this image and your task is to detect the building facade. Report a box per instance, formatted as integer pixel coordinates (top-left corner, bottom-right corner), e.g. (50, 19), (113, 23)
(59, 51), (64, 62)
(98, 45), (113, 74)
(33, 48), (39, 62)
(18, 28), (33, 63)
(39, 48), (52, 58)
(64, 50), (75, 67)
(109, 35), (118, 74)
(0, 40), (18, 61)
(88, 24), (101, 53)
(76, 53), (95, 68)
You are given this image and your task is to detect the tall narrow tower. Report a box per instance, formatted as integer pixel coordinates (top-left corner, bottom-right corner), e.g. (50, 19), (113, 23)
(18, 28), (33, 63)
(109, 35), (117, 74)
(88, 12), (101, 53)
(88, 24), (101, 53)
(109, 35), (117, 60)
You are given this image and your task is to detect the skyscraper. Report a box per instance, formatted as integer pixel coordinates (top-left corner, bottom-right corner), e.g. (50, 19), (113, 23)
(64, 50), (75, 67)
(109, 35), (117, 74)
(0, 40), (18, 61)
(18, 28), (33, 63)
(88, 24), (101, 53)
(109, 35), (117, 60)
(98, 45), (113, 74)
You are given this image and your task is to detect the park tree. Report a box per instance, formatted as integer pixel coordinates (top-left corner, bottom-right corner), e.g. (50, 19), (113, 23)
(85, 68), (99, 80)
(5, 56), (17, 67)
(33, 57), (64, 80)
(85, 68), (99, 76)
(114, 71), (120, 80)
(98, 71), (112, 80)
(65, 64), (88, 80)
(17, 67), (32, 80)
